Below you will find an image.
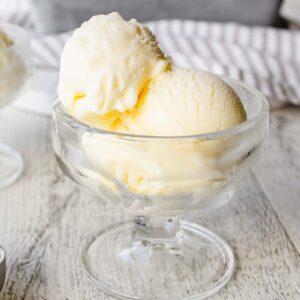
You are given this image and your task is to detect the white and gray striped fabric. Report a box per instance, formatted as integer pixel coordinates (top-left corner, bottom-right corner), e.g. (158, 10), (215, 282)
(0, 0), (35, 30)
(31, 20), (300, 107)
(1, 0), (299, 107)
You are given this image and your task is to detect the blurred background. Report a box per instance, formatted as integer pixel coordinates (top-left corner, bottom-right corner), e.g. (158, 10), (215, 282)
(32, 0), (286, 34)
(1, 0), (300, 34)
(0, 0), (299, 115)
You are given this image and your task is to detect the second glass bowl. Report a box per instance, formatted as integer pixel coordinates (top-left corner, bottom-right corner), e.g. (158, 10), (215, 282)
(0, 23), (32, 188)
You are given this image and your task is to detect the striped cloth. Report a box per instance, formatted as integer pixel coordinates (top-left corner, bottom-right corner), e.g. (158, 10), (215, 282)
(31, 20), (300, 107)
(0, 0), (35, 30)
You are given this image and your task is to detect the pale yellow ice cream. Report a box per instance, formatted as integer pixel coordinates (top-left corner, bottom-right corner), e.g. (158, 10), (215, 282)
(58, 12), (171, 117)
(0, 31), (13, 49)
(58, 12), (247, 197)
(81, 69), (246, 195)
(0, 30), (14, 70)
(122, 68), (246, 136)
(82, 134), (228, 197)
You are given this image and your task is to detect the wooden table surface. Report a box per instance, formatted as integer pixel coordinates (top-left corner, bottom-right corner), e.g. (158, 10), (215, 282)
(0, 105), (300, 300)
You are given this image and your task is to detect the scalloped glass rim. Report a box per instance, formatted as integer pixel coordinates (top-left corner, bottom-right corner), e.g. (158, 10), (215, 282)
(53, 74), (269, 141)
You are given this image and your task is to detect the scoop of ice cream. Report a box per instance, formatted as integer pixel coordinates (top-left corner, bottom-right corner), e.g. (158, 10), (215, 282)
(122, 68), (246, 136)
(58, 12), (171, 117)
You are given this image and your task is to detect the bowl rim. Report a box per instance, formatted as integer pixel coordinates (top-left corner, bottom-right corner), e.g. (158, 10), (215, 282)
(0, 22), (29, 53)
(53, 74), (269, 141)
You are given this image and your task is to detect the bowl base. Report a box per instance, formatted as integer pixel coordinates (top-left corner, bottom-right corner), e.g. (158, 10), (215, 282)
(82, 220), (235, 300)
(0, 143), (23, 189)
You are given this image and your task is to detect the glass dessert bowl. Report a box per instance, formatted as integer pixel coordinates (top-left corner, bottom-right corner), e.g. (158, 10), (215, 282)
(52, 75), (269, 300)
(0, 23), (32, 188)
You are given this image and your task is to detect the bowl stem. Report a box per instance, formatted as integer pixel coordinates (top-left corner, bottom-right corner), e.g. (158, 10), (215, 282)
(133, 215), (182, 243)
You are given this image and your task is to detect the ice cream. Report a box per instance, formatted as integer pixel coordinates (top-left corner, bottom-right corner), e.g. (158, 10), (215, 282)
(122, 68), (246, 136)
(82, 133), (227, 196)
(0, 30), (14, 72)
(58, 12), (171, 119)
(0, 31), (13, 49)
(57, 12), (247, 197)
(0, 29), (27, 109)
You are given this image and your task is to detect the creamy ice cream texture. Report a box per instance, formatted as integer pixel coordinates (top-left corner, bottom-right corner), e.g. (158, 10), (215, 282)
(58, 12), (247, 195)
(122, 68), (246, 136)
(59, 12), (171, 117)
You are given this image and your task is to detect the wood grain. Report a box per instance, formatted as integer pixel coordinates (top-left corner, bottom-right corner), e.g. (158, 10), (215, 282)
(253, 106), (300, 255)
(0, 106), (299, 299)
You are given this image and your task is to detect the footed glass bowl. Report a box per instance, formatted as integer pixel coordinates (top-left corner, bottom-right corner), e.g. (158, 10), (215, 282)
(52, 75), (269, 300)
(0, 23), (32, 189)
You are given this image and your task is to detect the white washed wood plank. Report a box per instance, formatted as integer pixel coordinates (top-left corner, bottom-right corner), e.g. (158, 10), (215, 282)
(253, 106), (300, 255)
